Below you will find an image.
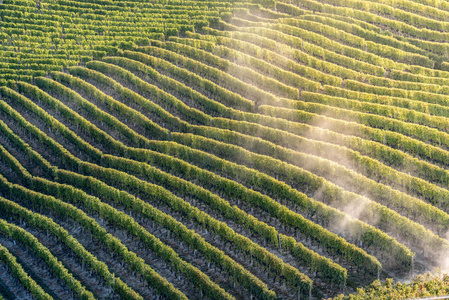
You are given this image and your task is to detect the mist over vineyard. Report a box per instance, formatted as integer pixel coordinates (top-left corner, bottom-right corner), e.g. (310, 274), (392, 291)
(2, 0), (449, 299)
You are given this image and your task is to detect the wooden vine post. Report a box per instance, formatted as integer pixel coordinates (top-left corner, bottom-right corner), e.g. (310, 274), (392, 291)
(278, 233), (282, 253)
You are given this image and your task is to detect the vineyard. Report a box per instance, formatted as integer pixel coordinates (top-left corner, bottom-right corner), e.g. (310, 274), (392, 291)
(3, 0), (449, 299)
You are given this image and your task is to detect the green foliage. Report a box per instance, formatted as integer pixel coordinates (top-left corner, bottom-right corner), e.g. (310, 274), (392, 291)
(0, 217), (95, 300)
(0, 241), (52, 300)
(6, 0), (449, 298)
(0, 194), (141, 299)
(1, 81), (374, 280)
(0, 0), (242, 82)
(0, 87), (291, 298)
(332, 273), (449, 300)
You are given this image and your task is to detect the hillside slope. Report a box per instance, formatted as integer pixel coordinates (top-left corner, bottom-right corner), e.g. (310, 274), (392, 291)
(2, 0), (449, 299)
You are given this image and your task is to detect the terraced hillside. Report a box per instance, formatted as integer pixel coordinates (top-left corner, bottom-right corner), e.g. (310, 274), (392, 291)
(3, 0), (449, 299)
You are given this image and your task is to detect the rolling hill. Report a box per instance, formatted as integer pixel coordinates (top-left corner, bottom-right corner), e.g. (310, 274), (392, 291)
(2, 0), (449, 299)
